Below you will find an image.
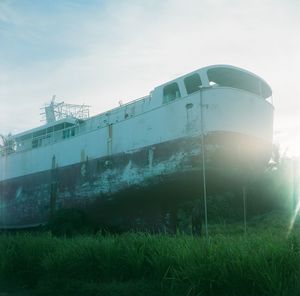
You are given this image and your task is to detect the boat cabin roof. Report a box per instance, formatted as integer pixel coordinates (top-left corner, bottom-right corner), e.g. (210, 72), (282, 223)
(155, 64), (272, 99)
(4, 64), (272, 149)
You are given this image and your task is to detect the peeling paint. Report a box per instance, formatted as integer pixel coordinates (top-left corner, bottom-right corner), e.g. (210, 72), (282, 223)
(0, 65), (274, 229)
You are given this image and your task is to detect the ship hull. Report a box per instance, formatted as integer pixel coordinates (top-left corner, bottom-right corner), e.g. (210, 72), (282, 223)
(0, 65), (275, 230)
(0, 131), (271, 229)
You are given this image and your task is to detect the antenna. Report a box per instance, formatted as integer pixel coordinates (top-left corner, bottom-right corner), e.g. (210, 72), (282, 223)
(41, 96), (91, 124)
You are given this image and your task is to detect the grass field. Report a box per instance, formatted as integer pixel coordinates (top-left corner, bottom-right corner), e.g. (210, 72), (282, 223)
(0, 212), (299, 296)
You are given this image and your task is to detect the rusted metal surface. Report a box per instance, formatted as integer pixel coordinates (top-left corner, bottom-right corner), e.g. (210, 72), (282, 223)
(0, 65), (274, 229)
(0, 132), (271, 229)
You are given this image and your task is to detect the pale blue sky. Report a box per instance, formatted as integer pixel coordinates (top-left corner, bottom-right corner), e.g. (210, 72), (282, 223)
(1, 0), (300, 155)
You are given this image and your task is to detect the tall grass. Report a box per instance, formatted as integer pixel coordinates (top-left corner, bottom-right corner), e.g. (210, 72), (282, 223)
(0, 227), (300, 296)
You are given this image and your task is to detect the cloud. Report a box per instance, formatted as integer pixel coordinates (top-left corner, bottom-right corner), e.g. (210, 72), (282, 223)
(0, 0), (300, 153)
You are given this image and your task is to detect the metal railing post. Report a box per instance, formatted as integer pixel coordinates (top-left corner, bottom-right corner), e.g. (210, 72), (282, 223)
(243, 186), (247, 235)
(200, 87), (208, 238)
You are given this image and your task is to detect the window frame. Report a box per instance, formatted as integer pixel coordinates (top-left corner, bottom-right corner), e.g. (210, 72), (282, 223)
(163, 82), (181, 103)
(184, 73), (202, 95)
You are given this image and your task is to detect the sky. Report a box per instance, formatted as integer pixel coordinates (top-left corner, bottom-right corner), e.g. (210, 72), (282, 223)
(0, 0), (300, 155)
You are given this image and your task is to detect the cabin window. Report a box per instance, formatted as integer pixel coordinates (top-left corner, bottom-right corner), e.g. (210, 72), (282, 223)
(207, 67), (272, 98)
(47, 127), (54, 133)
(33, 129), (46, 138)
(63, 127), (75, 139)
(19, 134), (32, 142)
(163, 83), (181, 103)
(32, 138), (42, 149)
(54, 123), (65, 132)
(184, 73), (202, 94)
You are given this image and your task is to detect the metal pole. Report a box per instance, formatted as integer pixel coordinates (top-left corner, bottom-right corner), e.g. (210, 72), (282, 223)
(243, 186), (247, 235)
(200, 88), (208, 238)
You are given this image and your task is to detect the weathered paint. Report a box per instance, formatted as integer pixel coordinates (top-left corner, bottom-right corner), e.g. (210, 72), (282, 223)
(0, 132), (271, 228)
(0, 87), (273, 181)
(0, 65), (274, 229)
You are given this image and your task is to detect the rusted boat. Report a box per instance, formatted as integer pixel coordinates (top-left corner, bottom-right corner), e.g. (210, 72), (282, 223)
(0, 65), (274, 230)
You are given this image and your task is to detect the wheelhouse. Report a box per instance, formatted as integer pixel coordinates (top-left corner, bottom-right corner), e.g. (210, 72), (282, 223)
(158, 65), (272, 103)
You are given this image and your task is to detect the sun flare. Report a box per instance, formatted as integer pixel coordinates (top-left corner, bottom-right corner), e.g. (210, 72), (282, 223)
(287, 158), (300, 236)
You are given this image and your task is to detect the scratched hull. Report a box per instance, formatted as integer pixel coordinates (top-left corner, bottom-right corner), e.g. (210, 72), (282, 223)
(0, 132), (271, 229)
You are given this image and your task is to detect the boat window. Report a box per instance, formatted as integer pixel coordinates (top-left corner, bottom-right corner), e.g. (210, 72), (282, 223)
(32, 138), (42, 149)
(18, 134), (32, 142)
(33, 129), (46, 138)
(207, 67), (272, 98)
(54, 123), (65, 132)
(47, 127), (54, 133)
(184, 73), (202, 94)
(163, 82), (181, 103)
(63, 127), (76, 139)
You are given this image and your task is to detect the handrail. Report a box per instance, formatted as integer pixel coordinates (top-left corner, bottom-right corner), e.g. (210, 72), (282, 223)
(0, 124), (83, 155)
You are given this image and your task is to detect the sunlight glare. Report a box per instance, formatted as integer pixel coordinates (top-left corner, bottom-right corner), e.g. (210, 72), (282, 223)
(287, 158), (300, 236)
(288, 200), (300, 236)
